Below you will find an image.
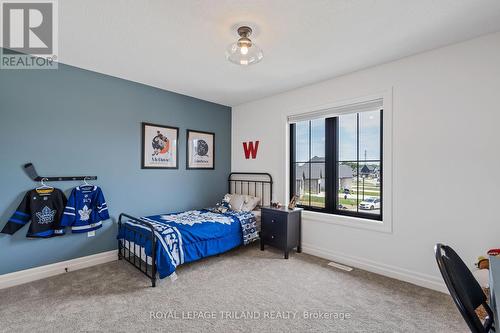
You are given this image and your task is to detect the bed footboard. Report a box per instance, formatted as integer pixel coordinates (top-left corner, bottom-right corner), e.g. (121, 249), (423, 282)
(118, 213), (157, 287)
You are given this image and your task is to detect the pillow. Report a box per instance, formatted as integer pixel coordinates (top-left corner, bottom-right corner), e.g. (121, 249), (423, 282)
(241, 195), (261, 212)
(228, 194), (246, 211)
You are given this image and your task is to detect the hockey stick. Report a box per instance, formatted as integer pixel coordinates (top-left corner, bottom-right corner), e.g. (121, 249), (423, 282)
(23, 163), (97, 182)
(24, 163), (42, 181)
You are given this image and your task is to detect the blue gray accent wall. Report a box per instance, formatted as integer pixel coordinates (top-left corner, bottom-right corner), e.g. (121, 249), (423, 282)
(0, 62), (231, 275)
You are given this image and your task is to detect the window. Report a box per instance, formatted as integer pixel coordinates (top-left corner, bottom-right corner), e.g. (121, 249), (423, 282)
(290, 109), (383, 221)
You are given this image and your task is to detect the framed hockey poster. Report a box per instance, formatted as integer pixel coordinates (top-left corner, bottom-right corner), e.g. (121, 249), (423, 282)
(141, 122), (179, 169)
(186, 129), (215, 169)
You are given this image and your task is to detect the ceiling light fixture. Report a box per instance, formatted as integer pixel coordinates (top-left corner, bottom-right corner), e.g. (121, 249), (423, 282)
(226, 26), (263, 66)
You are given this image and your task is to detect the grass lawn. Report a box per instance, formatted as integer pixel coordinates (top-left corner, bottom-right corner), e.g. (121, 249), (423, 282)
(349, 191), (380, 197)
(299, 191), (380, 209)
(300, 193), (364, 208)
(339, 197), (357, 207)
(352, 185), (380, 190)
(354, 186), (379, 191)
(299, 194), (325, 207)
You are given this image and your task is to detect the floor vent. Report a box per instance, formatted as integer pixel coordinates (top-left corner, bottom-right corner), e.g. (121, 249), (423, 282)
(328, 261), (353, 272)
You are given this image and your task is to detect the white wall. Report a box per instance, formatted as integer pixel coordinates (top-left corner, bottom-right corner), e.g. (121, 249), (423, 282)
(232, 31), (500, 292)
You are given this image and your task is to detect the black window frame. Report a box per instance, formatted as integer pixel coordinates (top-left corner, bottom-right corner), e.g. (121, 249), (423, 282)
(289, 110), (383, 221)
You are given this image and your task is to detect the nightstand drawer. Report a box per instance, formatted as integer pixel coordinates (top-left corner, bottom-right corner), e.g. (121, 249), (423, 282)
(261, 211), (286, 234)
(262, 231), (283, 247)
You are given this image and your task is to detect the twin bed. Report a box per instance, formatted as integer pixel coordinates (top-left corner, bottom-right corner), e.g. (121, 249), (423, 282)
(117, 172), (272, 287)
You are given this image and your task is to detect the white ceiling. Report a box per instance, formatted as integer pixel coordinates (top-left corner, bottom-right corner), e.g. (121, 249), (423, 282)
(58, 0), (500, 106)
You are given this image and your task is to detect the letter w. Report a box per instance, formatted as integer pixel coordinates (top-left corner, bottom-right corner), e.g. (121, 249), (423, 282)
(243, 141), (259, 159)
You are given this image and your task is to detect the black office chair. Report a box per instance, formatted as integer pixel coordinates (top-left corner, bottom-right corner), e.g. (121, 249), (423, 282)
(435, 243), (495, 333)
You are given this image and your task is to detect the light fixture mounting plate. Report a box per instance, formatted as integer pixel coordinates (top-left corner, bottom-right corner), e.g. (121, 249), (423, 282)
(237, 26), (252, 38)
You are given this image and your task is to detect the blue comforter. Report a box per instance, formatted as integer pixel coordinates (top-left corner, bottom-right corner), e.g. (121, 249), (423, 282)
(118, 209), (257, 278)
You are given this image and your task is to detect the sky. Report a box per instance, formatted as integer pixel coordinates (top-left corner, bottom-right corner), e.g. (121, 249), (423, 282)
(294, 110), (381, 163)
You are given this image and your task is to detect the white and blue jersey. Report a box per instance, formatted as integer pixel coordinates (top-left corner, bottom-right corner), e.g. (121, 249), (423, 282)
(61, 185), (109, 233)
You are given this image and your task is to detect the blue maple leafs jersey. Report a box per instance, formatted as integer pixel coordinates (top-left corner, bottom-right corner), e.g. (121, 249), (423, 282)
(61, 185), (110, 233)
(1, 188), (67, 238)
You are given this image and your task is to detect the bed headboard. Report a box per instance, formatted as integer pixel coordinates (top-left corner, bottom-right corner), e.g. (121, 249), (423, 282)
(228, 172), (273, 207)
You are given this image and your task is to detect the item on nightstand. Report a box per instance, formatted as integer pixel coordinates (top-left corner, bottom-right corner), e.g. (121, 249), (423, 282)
(288, 196), (297, 209)
(270, 201), (281, 208)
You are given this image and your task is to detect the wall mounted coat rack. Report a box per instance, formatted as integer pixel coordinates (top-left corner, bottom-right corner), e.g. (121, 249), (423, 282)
(23, 163), (98, 182)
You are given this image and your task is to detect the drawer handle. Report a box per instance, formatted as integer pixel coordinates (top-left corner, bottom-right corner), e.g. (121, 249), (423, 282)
(271, 219), (275, 223)
(271, 235), (275, 239)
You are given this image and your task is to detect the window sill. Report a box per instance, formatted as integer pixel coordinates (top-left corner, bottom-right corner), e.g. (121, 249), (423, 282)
(302, 210), (392, 234)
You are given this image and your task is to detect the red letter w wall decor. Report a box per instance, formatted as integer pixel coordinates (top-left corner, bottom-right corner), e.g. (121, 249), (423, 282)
(243, 141), (259, 159)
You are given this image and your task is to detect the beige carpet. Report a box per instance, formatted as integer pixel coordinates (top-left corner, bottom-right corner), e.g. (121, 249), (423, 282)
(0, 244), (467, 332)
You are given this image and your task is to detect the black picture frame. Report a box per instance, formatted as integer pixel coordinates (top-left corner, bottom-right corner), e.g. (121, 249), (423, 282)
(186, 129), (215, 170)
(141, 122), (179, 169)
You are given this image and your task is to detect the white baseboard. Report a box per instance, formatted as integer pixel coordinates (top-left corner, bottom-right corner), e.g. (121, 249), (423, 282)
(302, 243), (448, 294)
(0, 250), (117, 290)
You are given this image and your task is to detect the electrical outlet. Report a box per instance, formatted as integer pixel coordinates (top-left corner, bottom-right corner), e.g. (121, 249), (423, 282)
(87, 230), (95, 237)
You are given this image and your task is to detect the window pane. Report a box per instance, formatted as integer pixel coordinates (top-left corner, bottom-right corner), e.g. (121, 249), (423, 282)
(337, 162), (357, 212)
(309, 162), (325, 208)
(359, 110), (381, 161)
(338, 113), (357, 161)
(294, 162), (310, 206)
(290, 110), (382, 220)
(294, 121), (309, 163)
(358, 161), (381, 215)
(311, 118), (325, 160)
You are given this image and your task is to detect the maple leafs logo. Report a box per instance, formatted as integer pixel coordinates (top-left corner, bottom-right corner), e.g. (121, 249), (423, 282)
(36, 206), (56, 224)
(78, 205), (92, 221)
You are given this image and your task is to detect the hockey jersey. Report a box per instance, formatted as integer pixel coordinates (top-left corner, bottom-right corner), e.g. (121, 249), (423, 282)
(1, 188), (67, 238)
(61, 185), (109, 233)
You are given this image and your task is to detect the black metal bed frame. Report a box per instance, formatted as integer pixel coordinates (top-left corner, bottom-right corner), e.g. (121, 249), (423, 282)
(117, 172), (273, 287)
(117, 213), (158, 286)
(228, 172), (273, 207)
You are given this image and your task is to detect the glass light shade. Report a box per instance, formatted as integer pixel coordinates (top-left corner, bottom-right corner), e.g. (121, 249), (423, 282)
(225, 42), (263, 66)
